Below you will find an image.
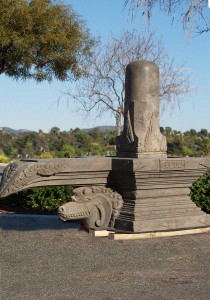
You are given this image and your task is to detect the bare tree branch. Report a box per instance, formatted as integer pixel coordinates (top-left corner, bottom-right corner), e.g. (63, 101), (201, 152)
(65, 30), (191, 130)
(124, 0), (210, 38)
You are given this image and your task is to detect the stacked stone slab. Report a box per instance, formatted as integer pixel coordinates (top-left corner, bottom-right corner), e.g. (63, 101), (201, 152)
(110, 157), (210, 232)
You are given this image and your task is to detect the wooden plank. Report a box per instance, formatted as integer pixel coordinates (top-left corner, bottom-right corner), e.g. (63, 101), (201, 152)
(89, 229), (115, 237)
(109, 227), (210, 240)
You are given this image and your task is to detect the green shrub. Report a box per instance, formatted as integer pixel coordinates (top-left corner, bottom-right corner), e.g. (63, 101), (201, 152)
(190, 168), (210, 213)
(1, 185), (73, 212)
(56, 145), (76, 158)
(36, 152), (55, 159)
(0, 154), (10, 163)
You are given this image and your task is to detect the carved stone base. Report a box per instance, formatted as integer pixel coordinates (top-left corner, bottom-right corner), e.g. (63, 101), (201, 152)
(0, 157), (210, 233)
(112, 157), (210, 232)
(115, 214), (210, 233)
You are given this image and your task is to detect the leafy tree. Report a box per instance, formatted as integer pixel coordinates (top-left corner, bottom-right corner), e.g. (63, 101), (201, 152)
(49, 127), (61, 136)
(48, 127), (69, 152)
(88, 128), (102, 142)
(0, 0), (93, 81)
(167, 137), (184, 156)
(199, 139), (210, 156)
(182, 146), (193, 157)
(0, 130), (15, 156)
(14, 131), (49, 158)
(57, 144), (76, 158)
(165, 127), (173, 136)
(75, 131), (92, 149)
(188, 129), (197, 137)
(89, 144), (103, 156)
(1, 126), (209, 159)
(199, 128), (208, 137)
(67, 30), (190, 132)
(160, 127), (164, 133)
(124, 0), (210, 37)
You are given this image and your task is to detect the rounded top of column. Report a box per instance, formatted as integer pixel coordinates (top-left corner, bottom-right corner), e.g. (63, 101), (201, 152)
(126, 60), (158, 73)
(125, 60), (159, 100)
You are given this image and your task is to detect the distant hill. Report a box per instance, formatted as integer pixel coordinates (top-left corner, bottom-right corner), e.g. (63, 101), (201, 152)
(0, 127), (30, 135)
(82, 125), (120, 133)
(0, 125), (119, 134)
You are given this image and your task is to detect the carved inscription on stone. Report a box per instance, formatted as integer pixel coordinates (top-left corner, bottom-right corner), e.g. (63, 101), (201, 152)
(134, 162), (146, 171)
(160, 160), (185, 170)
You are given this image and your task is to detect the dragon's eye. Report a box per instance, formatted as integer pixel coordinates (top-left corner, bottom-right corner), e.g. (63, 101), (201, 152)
(83, 188), (92, 196)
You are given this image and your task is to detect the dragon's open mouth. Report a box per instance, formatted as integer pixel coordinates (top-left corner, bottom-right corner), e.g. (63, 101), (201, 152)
(59, 211), (91, 221)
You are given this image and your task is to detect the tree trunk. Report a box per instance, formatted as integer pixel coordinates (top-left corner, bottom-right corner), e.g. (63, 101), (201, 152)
(116, 106), (122, 136)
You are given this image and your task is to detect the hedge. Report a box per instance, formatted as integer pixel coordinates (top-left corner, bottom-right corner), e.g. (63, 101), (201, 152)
(0, 185), (73, 212)
(190, 168), (210, 213)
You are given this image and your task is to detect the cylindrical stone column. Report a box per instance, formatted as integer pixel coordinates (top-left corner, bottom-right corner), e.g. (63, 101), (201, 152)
(117, 60), (167, 158)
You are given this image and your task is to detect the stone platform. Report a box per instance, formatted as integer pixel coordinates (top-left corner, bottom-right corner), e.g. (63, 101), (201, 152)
(1, 156), (209, 232)
(111, 157), (210, 232)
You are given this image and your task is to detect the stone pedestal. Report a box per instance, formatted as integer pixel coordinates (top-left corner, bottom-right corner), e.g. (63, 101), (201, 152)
(110, 157), (210, 232)
(115, 60), (210, 232)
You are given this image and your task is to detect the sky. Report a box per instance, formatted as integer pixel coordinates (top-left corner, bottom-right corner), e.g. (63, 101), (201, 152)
(0, 0), (210, 133)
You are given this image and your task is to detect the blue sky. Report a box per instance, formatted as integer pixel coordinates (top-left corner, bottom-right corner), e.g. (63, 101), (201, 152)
(1, 0), (210, 132)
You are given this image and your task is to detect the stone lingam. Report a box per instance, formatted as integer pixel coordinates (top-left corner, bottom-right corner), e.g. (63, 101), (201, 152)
(0, 60), (210, 232)
(117, 60), (167, 158)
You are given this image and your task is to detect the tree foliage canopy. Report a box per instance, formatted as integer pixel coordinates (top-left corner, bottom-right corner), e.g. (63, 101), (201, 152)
(0, 126), (209, 161)
(0, 0), (93, 81)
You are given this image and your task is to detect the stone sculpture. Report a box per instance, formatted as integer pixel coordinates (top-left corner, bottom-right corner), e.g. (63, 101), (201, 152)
(0, 60), (210, 233)
(0, 160), (68, 197)
(0, 158), (124, 230)
(117, 60), (167, 158)
(58, 186), (123, 229)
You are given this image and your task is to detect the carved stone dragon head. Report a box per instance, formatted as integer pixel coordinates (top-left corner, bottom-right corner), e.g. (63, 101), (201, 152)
(58, 186), (123, 229)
